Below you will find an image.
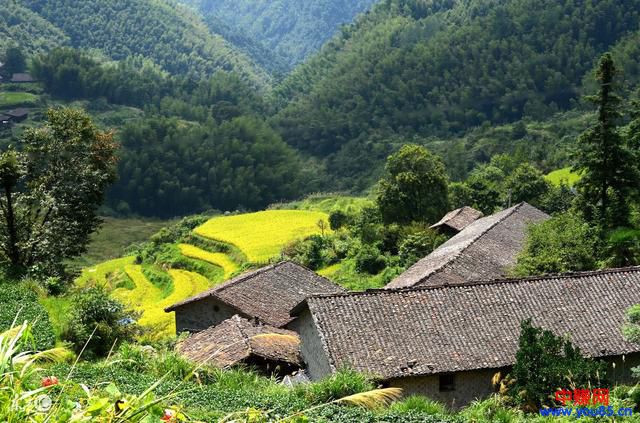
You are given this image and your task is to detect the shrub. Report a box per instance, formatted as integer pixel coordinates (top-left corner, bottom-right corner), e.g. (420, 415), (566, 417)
(508, 319), (606, 410)
(390, 395), (449, 415)
(399, 230), (447, 267)
(353, 244), (387, 275)
(0, 283), (55, 350)
(514, 212), (599, 276)
(62, 287), (139, 358)
(329, 209), (351, 230)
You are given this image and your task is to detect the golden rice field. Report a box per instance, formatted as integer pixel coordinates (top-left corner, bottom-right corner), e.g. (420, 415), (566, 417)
(75, 256), (136, 288)
(193, 210), (331, 263)
(111, 265), (212, 337)
(178, 244), (238, 277)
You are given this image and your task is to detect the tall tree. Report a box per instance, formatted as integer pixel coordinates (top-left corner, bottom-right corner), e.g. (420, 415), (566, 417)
(3, 46), (26, 76)
(0, 108), (118, 277)
(574, 53), (638, 230)
(376, 144), (449, 225)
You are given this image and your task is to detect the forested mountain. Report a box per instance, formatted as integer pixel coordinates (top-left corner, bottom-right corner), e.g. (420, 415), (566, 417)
(16, 0), (270, 86)
(1, 2), (69, 56)
(273, 0), (640, 184)
(179, 0), (377, 69)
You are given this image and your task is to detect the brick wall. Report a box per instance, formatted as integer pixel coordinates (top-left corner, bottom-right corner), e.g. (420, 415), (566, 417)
(388, 368), (499, 409)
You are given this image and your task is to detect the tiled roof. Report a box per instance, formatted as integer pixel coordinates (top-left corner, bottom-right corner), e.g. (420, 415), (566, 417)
(387, 202), (549, 289)
(295, 267), (640, 379)
(430, 206), (484, 233)
(6, 108), (29, 117)
(165, 261), (345, 327)
(178, 315), (301, 368)
(10, 73), (35, 83)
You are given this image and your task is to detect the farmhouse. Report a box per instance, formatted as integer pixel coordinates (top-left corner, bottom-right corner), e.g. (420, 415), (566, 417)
(6, 108), (29, 123)
(165, 261), (345, 333)
(290, 267), (640, 407)
(429, 206), (483, 235)
(10, 73), (36, 83)
(386, 202), (549, 289)
(177, 314), (301, 375)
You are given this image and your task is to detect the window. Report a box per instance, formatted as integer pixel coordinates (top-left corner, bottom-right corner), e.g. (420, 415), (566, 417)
(439, 374), (456, 392)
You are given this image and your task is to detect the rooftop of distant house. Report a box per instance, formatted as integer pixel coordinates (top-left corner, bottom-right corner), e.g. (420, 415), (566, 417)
(165, 261), (345, 327)
(386, 202), (549, 289)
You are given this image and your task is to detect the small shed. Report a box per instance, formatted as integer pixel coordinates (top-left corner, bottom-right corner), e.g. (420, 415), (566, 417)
(6, 108), (29, 123)
(430, 206), (483, 235)
(0, 114), (11, 125)
(10, 73), (36, 83)
(178, 315), (302, 376)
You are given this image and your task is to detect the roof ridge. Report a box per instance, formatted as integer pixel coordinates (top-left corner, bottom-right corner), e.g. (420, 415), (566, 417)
(213, 261), (286, 294)
(307, 265), (640, 301)
(413, 202), (526, 286)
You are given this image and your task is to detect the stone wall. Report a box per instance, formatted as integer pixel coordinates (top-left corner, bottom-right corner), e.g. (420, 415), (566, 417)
(288, 309), (333, 380)
(173, 297), (241, 333)
(388, 368), (499, 409)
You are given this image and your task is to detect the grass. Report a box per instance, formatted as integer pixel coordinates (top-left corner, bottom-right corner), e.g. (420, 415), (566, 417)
(545, 167), (582, 186)
(178, 243), (239, 278)
(0, 91), (39, 108)
(194, 210), (332, 263)
(69, 217), (172, 269)
(39, 296), (72, 341)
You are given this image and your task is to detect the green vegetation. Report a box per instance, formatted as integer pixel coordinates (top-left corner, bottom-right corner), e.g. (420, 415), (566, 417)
(0, 108), (117, 278)
(545, 167), (582, 187)
(0, 283), (54, 349)
(181, 0), (377, 69)
(69, 217), (172, 269)
(508, 320), (606, 410)
(0, 92), (39, 108)
(20, 0), (270, 85)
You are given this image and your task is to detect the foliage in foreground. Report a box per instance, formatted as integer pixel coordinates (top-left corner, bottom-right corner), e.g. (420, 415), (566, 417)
(507, 320), (606, 410)
(0, 282), (55, 350)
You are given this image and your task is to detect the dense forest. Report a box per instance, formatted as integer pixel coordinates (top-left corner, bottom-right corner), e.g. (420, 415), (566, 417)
(4, 0), (640, 217)
(10, 0), (269, 86)
(179, 0), (377, 69)
(273, 0), (640, 185)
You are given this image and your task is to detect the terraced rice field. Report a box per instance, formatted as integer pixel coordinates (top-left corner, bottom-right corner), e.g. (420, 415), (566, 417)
(193, 210), (331, 263)
(110, 266), (212, 337)
(75, 256), (136, 288)
(178, 244), (238, 277)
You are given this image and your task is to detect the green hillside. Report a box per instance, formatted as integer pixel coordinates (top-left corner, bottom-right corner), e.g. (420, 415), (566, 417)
(273, 0), (640, 185)
(18, 0), (270, 86)
(0, 2), (69, 56)
(180, 0), (377, 69)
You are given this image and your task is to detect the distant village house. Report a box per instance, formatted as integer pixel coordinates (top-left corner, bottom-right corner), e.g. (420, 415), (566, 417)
(165, 261), (345, 333)
(5, 108), (29, 123)
(387, 202), (549, 289)
(429, 206), (483, 236)
(10, 73), (36, 83)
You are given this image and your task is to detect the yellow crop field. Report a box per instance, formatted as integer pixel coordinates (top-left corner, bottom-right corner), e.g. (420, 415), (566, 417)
(193, 210), (331, 263)
(178, 244), (239, 277)
(76, 256), (136, 288)
(142, 269), (212, 337)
